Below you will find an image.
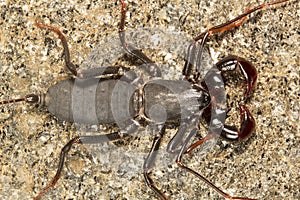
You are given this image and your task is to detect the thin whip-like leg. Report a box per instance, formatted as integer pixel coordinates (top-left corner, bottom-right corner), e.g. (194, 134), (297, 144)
(184, 0), (291, 82)
(176, 129), (256, 200)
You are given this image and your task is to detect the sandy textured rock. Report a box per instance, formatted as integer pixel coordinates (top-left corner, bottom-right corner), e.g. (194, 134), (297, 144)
(0, 0), (299, 199)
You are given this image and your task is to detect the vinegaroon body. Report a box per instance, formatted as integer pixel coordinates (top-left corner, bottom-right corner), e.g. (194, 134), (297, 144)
(0, 0), (293, 199)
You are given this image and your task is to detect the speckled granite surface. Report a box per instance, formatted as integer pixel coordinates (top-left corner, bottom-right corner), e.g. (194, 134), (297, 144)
(0, 0), (299, 200)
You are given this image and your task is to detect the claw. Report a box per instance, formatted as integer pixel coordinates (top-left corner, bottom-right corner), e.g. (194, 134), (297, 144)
(222, 104), (256, 140)
(216, 55), (257, 101)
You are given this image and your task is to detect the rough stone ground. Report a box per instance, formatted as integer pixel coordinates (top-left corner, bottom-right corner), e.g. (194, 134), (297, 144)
(0, 0), (299, 200)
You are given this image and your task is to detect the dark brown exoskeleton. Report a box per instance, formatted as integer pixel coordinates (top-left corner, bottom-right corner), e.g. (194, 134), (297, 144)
(0, 0), (293, 199)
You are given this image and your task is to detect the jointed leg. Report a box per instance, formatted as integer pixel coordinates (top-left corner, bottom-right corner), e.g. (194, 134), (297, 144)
(35, 22), (78, 77)
(33, 132), (128, 200)
(166, 123), (188, 154)
(194, 0), (291, 42)
(183, 42), (197, 81)
(119, 0), (161, 77)
(35, 22), (135, 80)
(167, 114), (204, 154)
(77, 65), (130, 78)
(77, 65), (143, 86)
(184, 0), (290, 82)
(184, 32), (214, 82)
(176, 128), (256, 200)
(185, 132), (217, 154)
(186, 103), (255, 155)
(143, 124), (168, 200)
